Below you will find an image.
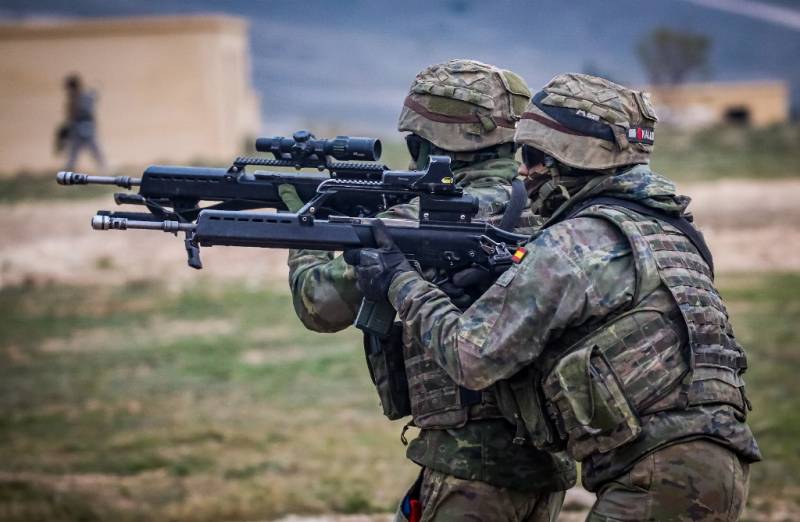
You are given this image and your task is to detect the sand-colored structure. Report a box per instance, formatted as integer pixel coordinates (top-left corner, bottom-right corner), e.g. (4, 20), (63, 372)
(647, 81), (789, 128)
(0, 15), (261, 175)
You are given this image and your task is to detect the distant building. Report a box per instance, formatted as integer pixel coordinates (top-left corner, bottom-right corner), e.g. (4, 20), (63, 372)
(646, 81), (789, 128)
(0, 15), (261, 174)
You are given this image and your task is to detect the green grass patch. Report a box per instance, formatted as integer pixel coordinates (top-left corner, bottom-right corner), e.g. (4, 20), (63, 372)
(0, 281), (413, 520)
(0, 479), (107, 522)
(0, 274), (797, 519)
(717, 273), (800, 502)
(650, 124), (800, 181)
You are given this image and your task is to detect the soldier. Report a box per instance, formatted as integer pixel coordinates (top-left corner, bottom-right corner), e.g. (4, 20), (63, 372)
(57, 74), (106, 173)
(349, 74), (761, 521)
(280, 60), (575, 521)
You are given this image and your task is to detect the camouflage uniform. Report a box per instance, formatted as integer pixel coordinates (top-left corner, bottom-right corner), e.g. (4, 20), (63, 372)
(417, 468), (565, 522)
(290, 158), (574, 520)
(385, 74), (761, 521)
(288, 61), (575, 522)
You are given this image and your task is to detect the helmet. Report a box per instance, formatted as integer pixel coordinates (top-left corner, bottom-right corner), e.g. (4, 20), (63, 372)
(515, 73), (658, 170)
(398, 59), (531, 152)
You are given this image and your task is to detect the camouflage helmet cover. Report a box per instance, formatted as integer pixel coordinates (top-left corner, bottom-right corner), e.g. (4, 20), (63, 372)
(515, 73), (659, 170)
(398, 59), (532, 151)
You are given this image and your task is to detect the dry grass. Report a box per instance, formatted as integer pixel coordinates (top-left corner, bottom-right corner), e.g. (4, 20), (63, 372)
(0, 274), (798, 520)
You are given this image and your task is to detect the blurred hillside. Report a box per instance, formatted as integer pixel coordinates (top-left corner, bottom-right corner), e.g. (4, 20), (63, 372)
(1, 0), (798, 135)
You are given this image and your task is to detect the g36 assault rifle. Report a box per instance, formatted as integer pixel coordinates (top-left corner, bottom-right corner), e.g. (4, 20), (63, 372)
(56, 130), (411, 222)
(88, 155), (528, 335)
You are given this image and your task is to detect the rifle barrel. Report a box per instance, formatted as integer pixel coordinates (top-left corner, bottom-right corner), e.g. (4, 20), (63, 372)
(91, 214), (193, 232)
(57, 171), (141, 188)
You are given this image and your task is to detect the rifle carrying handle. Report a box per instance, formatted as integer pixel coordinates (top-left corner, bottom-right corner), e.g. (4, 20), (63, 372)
(354, 298), (396, 338)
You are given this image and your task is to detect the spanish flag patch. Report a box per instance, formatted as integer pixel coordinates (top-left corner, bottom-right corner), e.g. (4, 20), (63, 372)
(511, 247), (528, 264)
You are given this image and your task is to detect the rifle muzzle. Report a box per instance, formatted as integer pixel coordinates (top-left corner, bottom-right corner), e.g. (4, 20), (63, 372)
(57, 171), (141, 188)
(92, 214), (193, 233)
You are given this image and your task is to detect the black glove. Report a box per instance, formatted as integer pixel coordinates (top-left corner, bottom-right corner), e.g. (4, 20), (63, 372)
(438, 265), (509, 310)
(344, 220), (413, 301)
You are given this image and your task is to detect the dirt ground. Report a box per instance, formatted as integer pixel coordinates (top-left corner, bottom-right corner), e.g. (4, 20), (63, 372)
(1, 179), (798, 290)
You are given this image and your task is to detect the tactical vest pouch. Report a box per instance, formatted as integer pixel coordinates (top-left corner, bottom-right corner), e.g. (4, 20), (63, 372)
(364, 327), (411, 420)
(405, 349), (470, 429)
(688, 365), (747, 415)
(403, 348), (503, 429)
(542, 345), (641, 461)
(495, 367), (564, 451)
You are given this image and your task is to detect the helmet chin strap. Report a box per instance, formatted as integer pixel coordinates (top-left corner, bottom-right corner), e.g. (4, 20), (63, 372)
(528, 157), (571, 216)
(412, 140), (432, 170)
(527, 156), (613, 218)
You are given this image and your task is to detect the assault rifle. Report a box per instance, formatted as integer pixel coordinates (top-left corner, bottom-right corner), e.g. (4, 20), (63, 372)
(56, 130), (410, 222)
(89, 156), (528, 335)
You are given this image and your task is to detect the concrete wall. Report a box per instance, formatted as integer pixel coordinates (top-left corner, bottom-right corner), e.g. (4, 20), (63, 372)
(0, 15), (261, 175)
(648, 81), (789, 128)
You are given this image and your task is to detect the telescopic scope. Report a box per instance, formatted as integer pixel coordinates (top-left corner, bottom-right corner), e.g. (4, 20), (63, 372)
(255, 130), (382, 162)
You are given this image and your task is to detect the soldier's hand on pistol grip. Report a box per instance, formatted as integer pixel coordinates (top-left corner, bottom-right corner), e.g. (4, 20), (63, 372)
(278, 184), (305, 213)
(343, 219), (413, 301)
(439, 265), (506, 309)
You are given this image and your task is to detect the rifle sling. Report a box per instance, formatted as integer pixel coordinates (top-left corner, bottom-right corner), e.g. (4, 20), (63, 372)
(498, 179), (528, 232)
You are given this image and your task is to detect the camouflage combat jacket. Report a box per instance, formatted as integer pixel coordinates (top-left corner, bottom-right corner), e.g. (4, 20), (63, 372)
(388, 165), (761, 492)
(288, 157), (576, 492)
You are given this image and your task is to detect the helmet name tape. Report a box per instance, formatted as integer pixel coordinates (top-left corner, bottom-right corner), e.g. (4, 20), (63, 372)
(575, 110), (600, 121)
(627, 127), (655, 145)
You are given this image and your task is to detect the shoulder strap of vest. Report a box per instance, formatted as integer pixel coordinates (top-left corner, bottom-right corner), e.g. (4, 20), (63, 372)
(561, 196), (715, 276)
(498, 179), (528, 231)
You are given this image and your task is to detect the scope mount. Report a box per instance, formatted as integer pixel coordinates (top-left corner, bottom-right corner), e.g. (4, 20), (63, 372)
(294, 155), (476, 225)
(228, 155), (387, 178)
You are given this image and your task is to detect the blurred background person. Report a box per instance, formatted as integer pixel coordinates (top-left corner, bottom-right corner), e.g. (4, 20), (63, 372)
(57, 73), (106, 173)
